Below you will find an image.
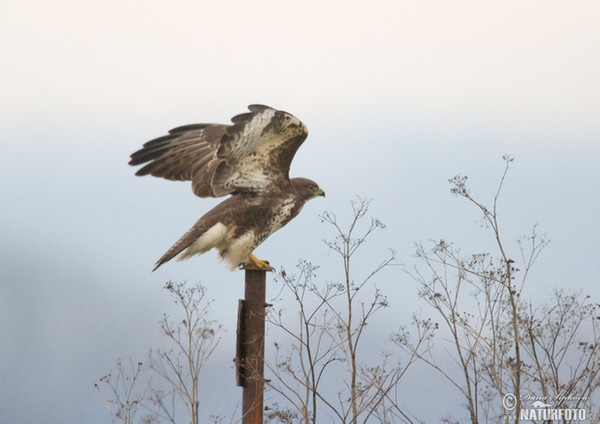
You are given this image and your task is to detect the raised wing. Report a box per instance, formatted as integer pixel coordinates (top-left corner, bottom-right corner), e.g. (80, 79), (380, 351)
(129, 104), (308, 198)
(129, 123), (227, 196)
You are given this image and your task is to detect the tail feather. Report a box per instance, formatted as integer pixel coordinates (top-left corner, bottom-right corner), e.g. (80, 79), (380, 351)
(152, 222), (228, 271)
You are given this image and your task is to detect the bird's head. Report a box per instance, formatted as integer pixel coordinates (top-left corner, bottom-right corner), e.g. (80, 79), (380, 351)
(291, 177), (325, 201)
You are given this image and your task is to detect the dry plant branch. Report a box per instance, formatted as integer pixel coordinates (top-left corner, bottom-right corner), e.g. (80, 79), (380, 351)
(399, 156), (599, 423)
(266, 197), (416, 423)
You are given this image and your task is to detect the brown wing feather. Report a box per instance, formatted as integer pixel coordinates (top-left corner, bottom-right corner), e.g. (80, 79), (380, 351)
(129, 124), (227, 188)
(129, 104), (308, 198)
(209, 104), (308, 195)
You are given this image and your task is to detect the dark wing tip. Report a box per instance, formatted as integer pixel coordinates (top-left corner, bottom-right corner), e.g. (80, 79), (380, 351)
(128, 133), (178, 166)
(129, 124), (215, 167)
(168, 123), (214, 134)
(247, 104), (274, 113)
(230, 112), (254, 125)
(134, 167), (149, 176)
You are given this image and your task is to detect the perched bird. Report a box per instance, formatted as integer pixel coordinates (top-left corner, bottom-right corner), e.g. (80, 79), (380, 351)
(129, 104), (325, 271)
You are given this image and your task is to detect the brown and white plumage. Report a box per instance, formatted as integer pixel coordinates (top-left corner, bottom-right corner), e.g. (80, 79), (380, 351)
(129, 104), (324, 271)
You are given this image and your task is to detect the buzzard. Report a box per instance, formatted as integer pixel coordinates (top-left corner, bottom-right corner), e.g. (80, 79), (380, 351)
(129, 104), (325, 271)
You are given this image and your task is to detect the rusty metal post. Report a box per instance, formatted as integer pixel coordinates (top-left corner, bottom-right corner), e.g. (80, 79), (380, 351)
(236, 268), (267, 424)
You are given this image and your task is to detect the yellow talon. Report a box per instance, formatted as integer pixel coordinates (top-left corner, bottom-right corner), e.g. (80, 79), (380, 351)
(241, 253), (274, 271)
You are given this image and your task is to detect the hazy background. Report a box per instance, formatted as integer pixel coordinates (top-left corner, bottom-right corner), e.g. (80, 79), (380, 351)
(1, 1), (599, 422)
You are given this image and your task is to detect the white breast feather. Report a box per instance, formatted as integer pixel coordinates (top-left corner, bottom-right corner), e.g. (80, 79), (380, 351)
(222, 231), (256, 270)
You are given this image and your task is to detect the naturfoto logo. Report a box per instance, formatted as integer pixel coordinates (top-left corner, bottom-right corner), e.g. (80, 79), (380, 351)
(502, 393), (589, 422)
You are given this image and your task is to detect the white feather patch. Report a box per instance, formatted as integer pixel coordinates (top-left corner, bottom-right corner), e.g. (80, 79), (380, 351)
(222, 231), (256, 271)
(177, 222), (228, 261)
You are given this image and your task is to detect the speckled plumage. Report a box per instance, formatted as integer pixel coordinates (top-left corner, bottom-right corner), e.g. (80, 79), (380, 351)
(129, 105), (324, 271)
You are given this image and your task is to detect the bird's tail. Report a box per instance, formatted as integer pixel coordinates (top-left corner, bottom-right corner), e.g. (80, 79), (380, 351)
(152, 222), (228, 271)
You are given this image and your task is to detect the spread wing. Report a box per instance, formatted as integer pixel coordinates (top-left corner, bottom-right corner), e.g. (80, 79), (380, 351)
(129, 123), (227, 195)
(129, 104), (308, 197)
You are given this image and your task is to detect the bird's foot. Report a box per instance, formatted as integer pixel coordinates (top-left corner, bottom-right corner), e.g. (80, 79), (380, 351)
(240, 253), (274, 272)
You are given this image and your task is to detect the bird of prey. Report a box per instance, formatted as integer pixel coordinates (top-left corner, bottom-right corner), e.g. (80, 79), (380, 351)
(129, 104), (325, 271)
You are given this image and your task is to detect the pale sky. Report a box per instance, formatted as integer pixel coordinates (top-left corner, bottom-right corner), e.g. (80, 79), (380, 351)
(1, 1), (599, 423)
